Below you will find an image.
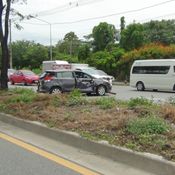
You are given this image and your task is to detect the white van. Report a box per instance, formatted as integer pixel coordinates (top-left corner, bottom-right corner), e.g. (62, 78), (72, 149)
(130, 59), (175, 91)
(42, 60), (71, 72)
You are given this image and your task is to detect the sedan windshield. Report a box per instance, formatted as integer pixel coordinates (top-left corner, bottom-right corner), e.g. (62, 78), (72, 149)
(82, 69), (99, 75)
(82, 68), (107, 76)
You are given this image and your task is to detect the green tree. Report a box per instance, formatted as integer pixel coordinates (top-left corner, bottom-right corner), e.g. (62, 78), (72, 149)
(143, 20), (175, 45)
(120, 16), (125, 31)
(12, 40), (48, 69)
(120, 23), (145, 51)
(56, 32), (80, 56)
(87, 47), (124, 77)
(78, 44), (90, 62)
(92, 22), (116, 51)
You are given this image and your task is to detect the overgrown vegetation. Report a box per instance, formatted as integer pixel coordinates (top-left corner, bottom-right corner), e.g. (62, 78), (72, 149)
(126, 116), (169, 135)
(0, 89), (175, 161)
(128, 97), (154, 108)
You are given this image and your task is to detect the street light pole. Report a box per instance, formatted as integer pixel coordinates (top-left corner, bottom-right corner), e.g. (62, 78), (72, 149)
(49, 23), (52, 60)
(30, 16), (53, 60)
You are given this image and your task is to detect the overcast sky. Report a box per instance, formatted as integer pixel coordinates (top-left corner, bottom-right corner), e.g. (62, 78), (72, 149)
(10, 0), (175, 45)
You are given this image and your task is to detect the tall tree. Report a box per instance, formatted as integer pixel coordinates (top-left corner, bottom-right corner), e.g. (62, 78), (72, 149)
(120, 16), (125, 31)
(56, 32), (80, 57)
(12, 40), (48, 69)
(120, 23), (145, 51)
(0, 0), (26, 89)
(143, 20), (175, 45)
(92, 22), (116, 51)
(0, 0), (11, 89)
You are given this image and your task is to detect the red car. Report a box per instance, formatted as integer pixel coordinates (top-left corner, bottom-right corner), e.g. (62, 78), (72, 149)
(9, 70), (39, 85)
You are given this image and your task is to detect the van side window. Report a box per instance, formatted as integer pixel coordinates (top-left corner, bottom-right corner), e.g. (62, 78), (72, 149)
(132, 66), (170, 74)
(174, 66), (175, 72)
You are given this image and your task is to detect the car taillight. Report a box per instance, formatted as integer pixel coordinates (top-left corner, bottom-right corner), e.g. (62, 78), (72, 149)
(44, 76), (53, 81)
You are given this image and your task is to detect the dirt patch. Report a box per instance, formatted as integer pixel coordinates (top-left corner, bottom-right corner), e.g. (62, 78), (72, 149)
(0, 91), (175, 161)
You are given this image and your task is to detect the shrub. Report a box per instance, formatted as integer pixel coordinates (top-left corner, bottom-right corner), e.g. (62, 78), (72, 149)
(51, 94), (68, 107)
(95, 97), (116, 109)
(32, 68), (42, 75)
(128, 97), (153, 108)
(11, 88), (35, 95)
(7, 88), (36, 103)
(126, 115), (169, 135)
(67, 89), (87, 106)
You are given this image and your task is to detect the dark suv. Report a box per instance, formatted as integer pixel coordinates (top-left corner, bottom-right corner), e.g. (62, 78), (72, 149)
(37, 70), (112, 96)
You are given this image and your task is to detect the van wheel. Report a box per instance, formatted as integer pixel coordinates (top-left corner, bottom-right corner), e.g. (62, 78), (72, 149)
(136, 82), (145, 91)
(173, 84), (175, 91)
(50, 87), (62, 94)
(96, 85), (106, 96)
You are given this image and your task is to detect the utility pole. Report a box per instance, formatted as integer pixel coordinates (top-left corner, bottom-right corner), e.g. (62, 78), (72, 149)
(9, 19), (12, 68)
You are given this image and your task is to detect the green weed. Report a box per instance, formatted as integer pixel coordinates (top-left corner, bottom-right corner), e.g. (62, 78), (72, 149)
(67, 89), (87, 106)
(95, 97), (116, 109)
(7, 88), (36, 104)
(126, 115), (169, 135)
(128, 97), (153, 108)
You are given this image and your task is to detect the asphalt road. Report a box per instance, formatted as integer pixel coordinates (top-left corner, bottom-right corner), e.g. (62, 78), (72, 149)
(9, 83), (175, 102)
(0, 122), (154, 175)
(0, 135), (90, 175)
(112, 85), (175, 102)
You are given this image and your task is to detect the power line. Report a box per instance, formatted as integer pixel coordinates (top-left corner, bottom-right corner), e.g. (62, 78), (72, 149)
(51, 0), (175, 24)
(32, 0), (104, 17)
(21, 0), (175, 26)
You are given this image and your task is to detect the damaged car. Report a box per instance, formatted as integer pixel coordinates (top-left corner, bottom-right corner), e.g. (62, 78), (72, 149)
(37, 70), (112, 96)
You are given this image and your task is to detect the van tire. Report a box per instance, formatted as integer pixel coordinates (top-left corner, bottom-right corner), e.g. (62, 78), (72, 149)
(136, 82), (145, 91)
(173, 84), (175, 91)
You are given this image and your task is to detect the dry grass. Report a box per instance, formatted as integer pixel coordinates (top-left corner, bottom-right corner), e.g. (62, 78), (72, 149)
(161, 104), (175, 124)
(0, 91), (175, 161)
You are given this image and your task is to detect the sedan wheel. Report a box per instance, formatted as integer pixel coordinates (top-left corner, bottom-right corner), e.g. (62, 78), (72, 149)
(50, 87), (62, 94)
(11, 81), (15, 85)
(96, 85), (106, 96)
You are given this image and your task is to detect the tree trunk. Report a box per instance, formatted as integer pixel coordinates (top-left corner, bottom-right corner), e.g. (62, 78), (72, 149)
(0, 0), (11, 89)
(0, 40), (9, 89)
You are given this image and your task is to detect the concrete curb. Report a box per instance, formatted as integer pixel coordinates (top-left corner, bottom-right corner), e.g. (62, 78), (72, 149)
(0, 112), (175, 175)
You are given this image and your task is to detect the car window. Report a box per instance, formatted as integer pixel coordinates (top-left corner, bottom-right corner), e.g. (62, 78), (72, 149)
(83, 73), (91, 79)
(75, 71), (91, 79)
(16, 71), (22, 75)
(174, 66), (175, 73)
(56, 72), (62, 78)
(61, 72), (73, 78)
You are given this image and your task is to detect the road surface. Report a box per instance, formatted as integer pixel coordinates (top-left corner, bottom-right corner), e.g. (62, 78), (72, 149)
(0, 121), (154, 175)
(9, 83), (175, 102)
(0, 137), (82, 175)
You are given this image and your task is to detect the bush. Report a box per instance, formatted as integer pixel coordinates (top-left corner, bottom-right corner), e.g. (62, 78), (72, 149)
(7, 88), (36, 103)
(67, 89), (87, 106)
(32, 68), (42, 75)
(51, 94), (68, 107)
(126, 116), (169, 135)
(128, 97), (153, 108)
(95, 97), (116, 109)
